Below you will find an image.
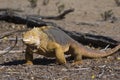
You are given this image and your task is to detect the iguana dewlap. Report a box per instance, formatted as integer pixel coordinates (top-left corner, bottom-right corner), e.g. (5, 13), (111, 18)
(23, 26), (120, 65)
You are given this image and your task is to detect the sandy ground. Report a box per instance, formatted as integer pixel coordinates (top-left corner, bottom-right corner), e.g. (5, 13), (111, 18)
(0, 0), (120, 80)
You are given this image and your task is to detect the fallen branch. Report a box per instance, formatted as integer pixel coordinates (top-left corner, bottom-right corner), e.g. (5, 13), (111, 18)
(28, 8), (74, 20)
(64, 31), (120, 47)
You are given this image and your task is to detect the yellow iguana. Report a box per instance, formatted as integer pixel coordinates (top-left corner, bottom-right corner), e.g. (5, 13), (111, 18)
(22, 26), (120, 65)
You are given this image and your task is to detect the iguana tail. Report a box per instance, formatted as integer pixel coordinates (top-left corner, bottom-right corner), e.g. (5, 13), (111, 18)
(79, 43), (120, 58)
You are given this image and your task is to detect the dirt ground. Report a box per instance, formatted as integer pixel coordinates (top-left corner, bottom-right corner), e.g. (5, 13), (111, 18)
(0, 0), (120, 80)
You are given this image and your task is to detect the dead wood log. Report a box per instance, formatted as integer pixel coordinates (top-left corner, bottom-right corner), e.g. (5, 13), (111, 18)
(63, 31), (120, 48)
(0, 8), (119, 48)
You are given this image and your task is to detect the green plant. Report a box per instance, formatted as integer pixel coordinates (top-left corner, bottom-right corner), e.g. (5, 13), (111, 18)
(114, 0), (120, 6)
(57, 4), (65, 13)
(100, 10), (114, 21)
(28, 0), (38, 8)
(43, 0), (49, 5)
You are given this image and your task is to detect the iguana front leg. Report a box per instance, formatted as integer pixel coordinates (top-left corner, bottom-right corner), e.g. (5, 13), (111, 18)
(55, 47), (66, 64)
(25, 47), (33, 65)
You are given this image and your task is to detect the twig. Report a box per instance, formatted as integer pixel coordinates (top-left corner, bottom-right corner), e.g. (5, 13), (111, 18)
(61, 67), (90, 71)
(0, 50), (23, 54)
(0, 38), (22, 42)
(73, 21), (105, 26)
(55, 8), (74, 19)
(101, 44), (110, 51)
(0, 29), (27, 39)
(0, 36), (18, 57)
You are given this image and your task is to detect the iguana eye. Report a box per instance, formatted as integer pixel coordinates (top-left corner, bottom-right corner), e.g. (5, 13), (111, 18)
(31, 36), (33, 39)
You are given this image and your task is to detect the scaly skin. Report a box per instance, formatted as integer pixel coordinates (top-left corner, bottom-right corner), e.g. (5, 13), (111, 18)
(23, 26), (120, 65)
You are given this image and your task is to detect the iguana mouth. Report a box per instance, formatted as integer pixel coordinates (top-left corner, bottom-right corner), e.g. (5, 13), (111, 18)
(22, 39), (30, 44)
(23, 38), (40, 46)
(23, 39), (30, 42)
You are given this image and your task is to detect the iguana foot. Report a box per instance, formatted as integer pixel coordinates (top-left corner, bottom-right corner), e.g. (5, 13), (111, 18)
(71, 61), (83, 66)
(24, 61), (33, 65)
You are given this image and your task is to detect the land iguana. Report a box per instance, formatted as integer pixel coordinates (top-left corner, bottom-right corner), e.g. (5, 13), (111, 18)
(22, 26), (120, 65)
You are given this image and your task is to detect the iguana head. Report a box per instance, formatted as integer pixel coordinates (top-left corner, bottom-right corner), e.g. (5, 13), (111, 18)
(23, 27), (40, 47)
